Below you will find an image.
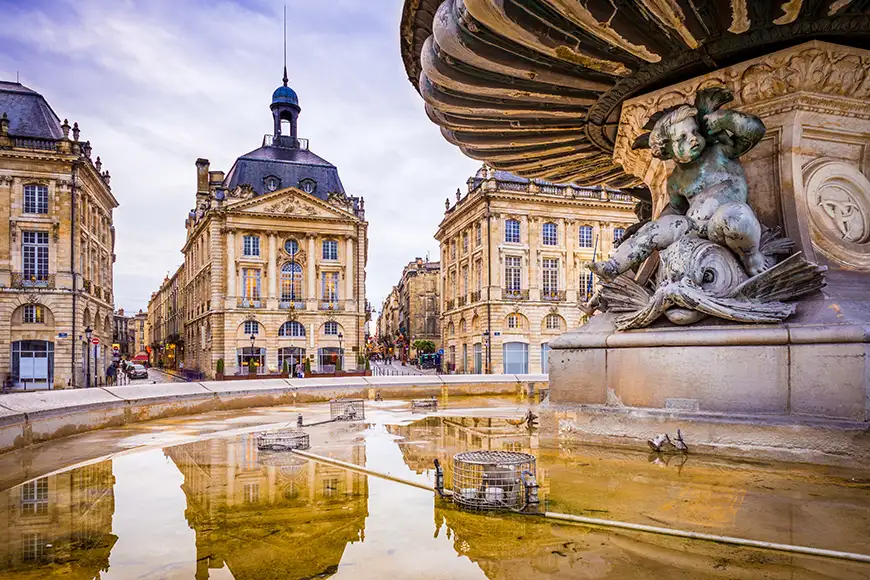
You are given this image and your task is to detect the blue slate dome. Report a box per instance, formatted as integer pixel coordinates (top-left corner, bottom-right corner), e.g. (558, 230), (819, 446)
(272, 84), (298, 107)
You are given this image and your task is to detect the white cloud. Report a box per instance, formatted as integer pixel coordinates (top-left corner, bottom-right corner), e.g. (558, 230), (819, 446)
(0, 0), (479, 312)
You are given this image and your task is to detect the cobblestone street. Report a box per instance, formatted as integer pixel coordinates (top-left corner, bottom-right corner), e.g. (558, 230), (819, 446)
(125, 368), (187, 385)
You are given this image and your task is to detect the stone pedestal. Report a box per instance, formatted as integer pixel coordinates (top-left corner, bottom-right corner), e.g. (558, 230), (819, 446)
(552, 41), (870, 426)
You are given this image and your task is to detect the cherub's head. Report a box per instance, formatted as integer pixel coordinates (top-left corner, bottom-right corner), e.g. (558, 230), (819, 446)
(649, 105), (705, 164)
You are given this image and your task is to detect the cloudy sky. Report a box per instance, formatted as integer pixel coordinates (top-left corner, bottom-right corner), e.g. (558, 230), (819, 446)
(0, 0), (479, 314)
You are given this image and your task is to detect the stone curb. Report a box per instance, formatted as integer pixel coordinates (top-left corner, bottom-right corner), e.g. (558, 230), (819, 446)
(0, 374), (548, 453)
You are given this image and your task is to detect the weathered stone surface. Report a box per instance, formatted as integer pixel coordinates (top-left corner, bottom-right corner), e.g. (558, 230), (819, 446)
(609, 345), (789, 414)
(790, 344), (870, 421)
(548, 348), (607, 405)
(0, 388), (120, 414)
(103, 382), (212, 401)
(201, 379), (294, 393)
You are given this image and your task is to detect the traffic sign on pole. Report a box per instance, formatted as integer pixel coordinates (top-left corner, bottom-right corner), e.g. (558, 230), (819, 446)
(92, 337), (100, 345)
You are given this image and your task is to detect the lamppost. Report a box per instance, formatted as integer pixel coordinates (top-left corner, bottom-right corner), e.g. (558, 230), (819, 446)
(250, 333), (257, 374)
(482, 330), (490, 375)
(85, 326), (92, 388)
(338, 332), (343, 371)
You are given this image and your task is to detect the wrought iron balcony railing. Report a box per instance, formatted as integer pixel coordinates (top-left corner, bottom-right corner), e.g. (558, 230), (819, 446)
(320, 300), (341, 310)
(471, 291), (481, 303)
(238, 298), (262, 308)
(542, 290), (566, 302)
(11, 272), (54, 289)
(503, 288), (529, 301)
(445, 299), (455, 310)
(279, 300), (306, 310)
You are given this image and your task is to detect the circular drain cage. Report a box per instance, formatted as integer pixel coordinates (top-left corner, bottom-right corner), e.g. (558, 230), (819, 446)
(452, 450), (536, 512)
(330, 398), (365, 421)
(255, 430), (310, 452)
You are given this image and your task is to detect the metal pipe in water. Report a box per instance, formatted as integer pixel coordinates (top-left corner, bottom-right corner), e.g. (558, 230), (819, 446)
(291, 449), (448, 494)
(291, 449), (870, 565)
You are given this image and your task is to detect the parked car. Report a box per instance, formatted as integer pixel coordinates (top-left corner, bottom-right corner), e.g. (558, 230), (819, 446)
(127, 364), (148, 380)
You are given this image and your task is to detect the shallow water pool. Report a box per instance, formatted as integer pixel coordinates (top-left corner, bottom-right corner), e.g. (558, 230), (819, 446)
(0, 397), (868, 579)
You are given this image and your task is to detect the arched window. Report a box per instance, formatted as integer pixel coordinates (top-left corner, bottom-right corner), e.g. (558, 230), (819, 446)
(504, 219), (520, 243)
(279, 321), (306, 337)
(542, 222), (557, 246)
(324, 321), (339, 335)
(322, 239), (338, 260)
(545, 314), (562, 330)
(579, 225), (594, 248)
(447, 321), (455, 336)
(459, 319), (467, 334)
(580, 270), (595, 301)
(280, 262), (303, 302)
(23, 304), (45, 324)
(24, 184), (48, 214)
(507, 313), (522, 330)
(243, 320), (259, 335)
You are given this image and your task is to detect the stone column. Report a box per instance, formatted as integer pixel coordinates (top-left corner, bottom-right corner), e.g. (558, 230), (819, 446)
(267, 233), (277, 308)
(527, 216), (538, 300)
(345, 236), (354, 306)
(226, 230), (236, 304)
(565, 219), (576, 302)
(307, 234), (316, 309)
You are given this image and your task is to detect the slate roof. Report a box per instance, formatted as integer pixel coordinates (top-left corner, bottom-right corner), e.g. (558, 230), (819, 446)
(0, 81), (63, 140)
(223, 143), (345, 200)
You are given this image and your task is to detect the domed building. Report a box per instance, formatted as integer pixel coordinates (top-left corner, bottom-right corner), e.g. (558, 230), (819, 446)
(152, 71), (369, 379)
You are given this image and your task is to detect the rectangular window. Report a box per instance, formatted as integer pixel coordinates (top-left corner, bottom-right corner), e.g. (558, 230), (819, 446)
(20, 478), (48, 516)
(23, 304), (44, 324)
(325, 321), (339, 335)
(242, 268), (261, 299)
(505, 256), (521, 292)
(579, 225), (594, 248)
(462, 232), (469, 253)
(242, 235), (260, 257)
(244, 483), (259, 504)
(451, 241), (456, 260)
(22, 231), (49, 281)
(476, 260), (482, 291)
(542, 223), (557, 246)
(613, 228), (626, 244)
(476, 224), (482, 247)
(322, 239), (338, 260)
(462, 266), (468, 296)
(243, 320), (259, 335)
(505, 219), (520, 243)
(322, 272), (339, 301)
(24, 185), (48, 214)
(543, 258), (559, 296)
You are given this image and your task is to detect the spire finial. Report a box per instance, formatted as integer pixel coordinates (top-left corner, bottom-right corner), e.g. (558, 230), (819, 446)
(282, 4), (288, 86)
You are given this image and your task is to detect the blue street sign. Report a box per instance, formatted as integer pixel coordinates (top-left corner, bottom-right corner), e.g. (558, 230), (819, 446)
(57, 332), (68, 338)
(438, 349), (444, 355)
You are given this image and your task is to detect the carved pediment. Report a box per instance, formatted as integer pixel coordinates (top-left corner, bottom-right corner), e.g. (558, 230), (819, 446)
(227, 188), (354, 220)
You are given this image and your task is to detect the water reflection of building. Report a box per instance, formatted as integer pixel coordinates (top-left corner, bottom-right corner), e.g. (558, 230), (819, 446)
(389, 416), (549, 498)
(165, 434), (368, 580)
(0, 461), (116, 578)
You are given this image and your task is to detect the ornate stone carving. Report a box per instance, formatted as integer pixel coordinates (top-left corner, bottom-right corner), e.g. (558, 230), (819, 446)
(265, 198), (317, 216)
(592, 87), (826, 330)
(616, 43), (870, 194)
(803, 159), (870, 269)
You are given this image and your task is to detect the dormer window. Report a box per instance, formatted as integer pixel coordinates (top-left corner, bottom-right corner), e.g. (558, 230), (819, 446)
(264, 176), (281, 192)
(299, 179), (316, 194)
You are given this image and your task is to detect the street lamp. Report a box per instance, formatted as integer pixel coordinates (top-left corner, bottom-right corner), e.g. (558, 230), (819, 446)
(249, 333), (257, 375)
(338, 332), (343, 371)
(85, 326), (93, 388)
(482, 330), (490, 375)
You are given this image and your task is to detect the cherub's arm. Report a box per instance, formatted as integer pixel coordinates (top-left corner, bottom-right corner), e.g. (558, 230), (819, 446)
(659, 190), (690, 217)
(704, 109), (765, 158)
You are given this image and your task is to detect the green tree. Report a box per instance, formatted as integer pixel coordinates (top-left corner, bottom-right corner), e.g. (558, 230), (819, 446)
(413, 340), (437, 354)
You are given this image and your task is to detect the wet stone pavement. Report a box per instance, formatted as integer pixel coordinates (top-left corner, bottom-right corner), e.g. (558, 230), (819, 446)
(0, 395), (868, 579)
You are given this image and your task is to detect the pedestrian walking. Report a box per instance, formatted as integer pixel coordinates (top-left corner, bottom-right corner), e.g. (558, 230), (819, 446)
(295, 361), (304, 379)
(106, 363), (117, 386)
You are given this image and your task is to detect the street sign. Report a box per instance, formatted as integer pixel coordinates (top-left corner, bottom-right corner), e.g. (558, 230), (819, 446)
(91, 337), (100, 345)
(438, 349), (444, 355)
(57, 332), (68, 338)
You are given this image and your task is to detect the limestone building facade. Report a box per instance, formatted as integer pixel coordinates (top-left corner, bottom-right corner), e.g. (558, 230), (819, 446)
(130, 309), (147, 361)
(437, 166), (636, 374)
(0, 81), (118, 390)
(379, 258), (440, 361)
(146, 265), (184, 370)
(151, 73), (368, 378)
